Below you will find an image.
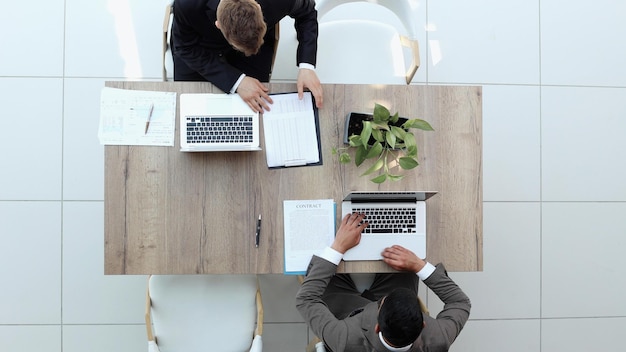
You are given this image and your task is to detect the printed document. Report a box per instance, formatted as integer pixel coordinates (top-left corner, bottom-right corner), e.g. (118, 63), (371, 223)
(263, 92), (321, 167)
(98, 87), (177, 146)
(283, 199), (335, 274)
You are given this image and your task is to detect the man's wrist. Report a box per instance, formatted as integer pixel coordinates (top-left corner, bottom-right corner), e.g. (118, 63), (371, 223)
(330, 241), (347, 254)
(416, 262), (436, 281)
(319, 246), (343, 265)
(231, 73), (246, 93)
(298, 63), (315, 71)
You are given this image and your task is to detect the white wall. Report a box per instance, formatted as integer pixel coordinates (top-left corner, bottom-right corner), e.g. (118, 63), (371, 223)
(1, 0), (625, 351)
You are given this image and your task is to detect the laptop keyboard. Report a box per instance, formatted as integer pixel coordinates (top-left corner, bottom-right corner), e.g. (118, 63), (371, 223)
(186, 115), (254, 144)
(353, 207), (417, 234)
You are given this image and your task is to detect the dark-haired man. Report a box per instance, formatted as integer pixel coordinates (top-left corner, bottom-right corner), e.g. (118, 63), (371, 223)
(171, 0), (323, 113)
(296, 213), (471, 352)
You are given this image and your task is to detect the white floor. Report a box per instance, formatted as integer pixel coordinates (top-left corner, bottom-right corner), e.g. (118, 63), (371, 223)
(1, 0), (626, 351)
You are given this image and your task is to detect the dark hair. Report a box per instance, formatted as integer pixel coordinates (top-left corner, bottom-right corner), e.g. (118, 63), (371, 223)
(377, 288), (424, 347)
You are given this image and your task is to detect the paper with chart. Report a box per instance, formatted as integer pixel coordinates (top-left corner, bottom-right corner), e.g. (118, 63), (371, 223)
(98, 87), (177, 146)
(283, 199), (335, 274)
(262, 92), (321, 168)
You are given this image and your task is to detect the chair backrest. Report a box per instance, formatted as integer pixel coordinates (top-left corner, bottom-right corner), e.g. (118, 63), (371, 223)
(271, 17), (299, 81)
(315, 20), (419, 85)
(162, 2), (174, 81)
(271, 1), (420, 83)
(146, 274), (263, 352)
(269, 22), (280, 81)
(315, 0), (421, 39)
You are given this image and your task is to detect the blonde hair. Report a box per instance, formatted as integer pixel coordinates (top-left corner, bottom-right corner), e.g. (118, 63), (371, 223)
(217, 0), (267, 56)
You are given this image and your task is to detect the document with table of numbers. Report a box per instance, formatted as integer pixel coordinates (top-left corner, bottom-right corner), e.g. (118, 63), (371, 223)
(263, 92), (322, 168)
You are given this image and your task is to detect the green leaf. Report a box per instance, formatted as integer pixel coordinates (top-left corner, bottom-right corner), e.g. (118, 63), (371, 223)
(399, 157), (419, 170)
(360, 121), (372, 145)
(370, 174), (388, 184)
(373, 104), (391, 122)
(371, 129), (383, 142)
(355, 145), (367, 166)
(405, 145), (418, 158)
(371, 121), (390, 131)
(361, 158), (384, 176)
(403, 118), (434, 131)
(390, 126), (406, 142)
(366, 142), (383, 159)
(390, 112), (400, 124)
(348, 135), (363, 147)
(387, 174), (404, 182)
(404, 132), (417, 150)
(385, 130), (397, 149)
(339, 153), (351, 164)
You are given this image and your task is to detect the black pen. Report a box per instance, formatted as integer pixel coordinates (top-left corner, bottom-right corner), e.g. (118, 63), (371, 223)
(255, 214), (261, 248)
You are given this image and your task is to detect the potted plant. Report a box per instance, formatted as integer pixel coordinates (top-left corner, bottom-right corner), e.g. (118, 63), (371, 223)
(332, 103), (434, 183)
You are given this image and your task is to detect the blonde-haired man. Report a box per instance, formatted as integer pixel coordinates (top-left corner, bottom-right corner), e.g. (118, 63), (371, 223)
(172, 0), (323, 112)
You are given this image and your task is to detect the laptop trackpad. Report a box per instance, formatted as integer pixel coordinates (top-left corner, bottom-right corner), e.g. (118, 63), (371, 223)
(343, 234), (425, 261)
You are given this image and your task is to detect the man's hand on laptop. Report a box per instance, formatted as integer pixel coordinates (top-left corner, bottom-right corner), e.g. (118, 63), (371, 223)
(237, 77), (273, 113)
(331, 213), (368, 254)
(381, 245), (426, 273)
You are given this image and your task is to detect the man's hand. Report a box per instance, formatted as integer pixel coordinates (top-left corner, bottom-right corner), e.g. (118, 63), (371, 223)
(331, 213), (368, 254)
(236, 76), (273, 113)
(381, 245), (426, 273)
(297, 68), (323, 109)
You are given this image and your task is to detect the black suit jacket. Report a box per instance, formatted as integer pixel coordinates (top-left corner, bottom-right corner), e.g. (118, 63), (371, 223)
(171, 0), (318, 92)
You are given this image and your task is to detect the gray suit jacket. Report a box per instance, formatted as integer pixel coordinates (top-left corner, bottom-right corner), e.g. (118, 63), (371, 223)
(296, 256), (471, 352)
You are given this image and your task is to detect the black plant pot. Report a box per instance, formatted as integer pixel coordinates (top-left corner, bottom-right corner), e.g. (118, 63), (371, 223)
(343, 112), (408, 145)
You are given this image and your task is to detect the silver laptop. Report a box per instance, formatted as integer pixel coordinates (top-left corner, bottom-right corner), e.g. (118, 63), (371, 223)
(341, 191), (437, 261)
(179, 93), (261, 152)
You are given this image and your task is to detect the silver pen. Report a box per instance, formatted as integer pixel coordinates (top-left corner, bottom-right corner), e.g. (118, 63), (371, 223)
(144, 103), (154, 135)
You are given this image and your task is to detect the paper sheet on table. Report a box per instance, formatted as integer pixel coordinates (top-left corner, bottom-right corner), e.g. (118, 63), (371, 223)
(262, 92), (321, 167)
(283, 199), (335, 274)
(98, 87), (177, 146)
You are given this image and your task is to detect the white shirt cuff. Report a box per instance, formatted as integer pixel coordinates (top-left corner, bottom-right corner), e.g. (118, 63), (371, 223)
(318, 246), (343, 265)
(298, 63), (315, 71)
(230, 73), (246, 93)
(416, 262), (436, 281)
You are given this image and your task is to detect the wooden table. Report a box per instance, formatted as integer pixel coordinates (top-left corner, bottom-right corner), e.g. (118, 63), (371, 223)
(104, 82), (482, 274)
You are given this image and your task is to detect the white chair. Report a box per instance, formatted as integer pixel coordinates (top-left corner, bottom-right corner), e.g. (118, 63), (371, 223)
(315, 0), (422, 39)
(315, 19), (420, 85)
(145, 275), (263, 352)
(271, 17), (299, 81)
(272, 1), (421, 84)
(162, 2), (174, 81)
(315, 0), (421, 84)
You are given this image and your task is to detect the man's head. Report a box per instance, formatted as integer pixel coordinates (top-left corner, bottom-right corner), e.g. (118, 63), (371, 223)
(377, 288), (424, 348)
(215, 0), (267, 56)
